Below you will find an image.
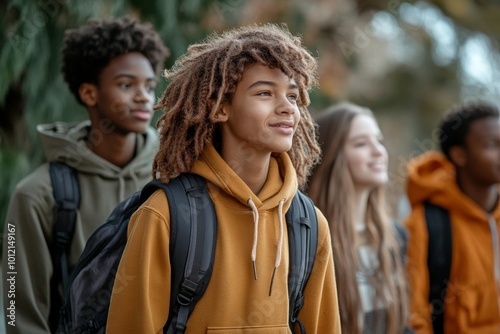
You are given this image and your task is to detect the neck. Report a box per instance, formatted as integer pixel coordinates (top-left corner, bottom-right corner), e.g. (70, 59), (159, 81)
(353, 188), (370, 231)
(220, 147), (270, 194)
(457, 172), (499, 213)
(86, 129), (137, 168)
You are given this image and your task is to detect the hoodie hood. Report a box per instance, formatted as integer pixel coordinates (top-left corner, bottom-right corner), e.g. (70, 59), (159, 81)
(37, 121), (158, 200)
(407, 151), (500, 220)
(37, 121), (158, 179)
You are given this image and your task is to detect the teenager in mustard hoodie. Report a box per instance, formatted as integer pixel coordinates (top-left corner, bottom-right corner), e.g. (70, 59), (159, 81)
(106, 24), (341, 333)
(2, 16), (168, 334)
(405, 101), (500, 333)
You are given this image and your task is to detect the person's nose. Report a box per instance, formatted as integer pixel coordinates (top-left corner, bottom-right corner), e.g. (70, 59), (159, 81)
(135, 85), (154, 103)
(276, 94), (296, 115)
(371, 140), (386, 156)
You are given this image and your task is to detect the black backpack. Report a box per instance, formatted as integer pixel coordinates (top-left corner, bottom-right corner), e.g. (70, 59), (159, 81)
(54, 171), (319, 334)
(424, 202), (452, 334)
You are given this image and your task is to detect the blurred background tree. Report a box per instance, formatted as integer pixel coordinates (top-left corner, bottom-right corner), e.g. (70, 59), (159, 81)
(1, 0), (499, 232)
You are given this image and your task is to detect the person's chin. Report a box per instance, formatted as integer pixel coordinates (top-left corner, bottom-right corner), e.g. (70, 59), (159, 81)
(371, 176), (388, 187)
(129, 124), (150, 134)
(272, 143), (293, 154)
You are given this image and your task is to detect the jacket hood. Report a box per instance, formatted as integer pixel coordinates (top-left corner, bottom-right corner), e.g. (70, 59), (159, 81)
(191, 144), (298, 212)
(37, 121), (158, 180)
(407, 151), (500, 220)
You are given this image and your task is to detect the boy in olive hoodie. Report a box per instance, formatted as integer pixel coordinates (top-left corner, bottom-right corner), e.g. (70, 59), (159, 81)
(405, 101), (500, 333)
(2, 16), (168, 334)
(107, 24), (341, 333)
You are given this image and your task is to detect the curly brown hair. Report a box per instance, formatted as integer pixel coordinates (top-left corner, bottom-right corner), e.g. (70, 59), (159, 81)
(153, 23), (320, 189)
(62, 15), (169, 105)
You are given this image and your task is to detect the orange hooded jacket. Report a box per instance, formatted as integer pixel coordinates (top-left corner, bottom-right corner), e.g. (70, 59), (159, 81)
(405, 151), (500, 334)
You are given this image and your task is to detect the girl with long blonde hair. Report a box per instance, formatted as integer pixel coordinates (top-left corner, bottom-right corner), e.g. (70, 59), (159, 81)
(307, 102), (410, 334)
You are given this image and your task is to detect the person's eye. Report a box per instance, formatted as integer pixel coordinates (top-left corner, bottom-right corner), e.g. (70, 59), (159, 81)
(288, 94), (298, 101)
(119, 82), (132, 89)
(354, 141), (366, 147)
(146, 85), (156, 94)
(257, 91), (271, 96)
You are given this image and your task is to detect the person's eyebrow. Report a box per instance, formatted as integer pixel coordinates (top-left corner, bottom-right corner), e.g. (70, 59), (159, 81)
(247, 80), (298, 90)
(348, 134), (368, 141)
(113, 73), (156, 81)
(348, 133), (383, 141)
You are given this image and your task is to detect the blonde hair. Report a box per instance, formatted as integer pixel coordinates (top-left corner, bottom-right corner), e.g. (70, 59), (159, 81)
(307, 102), (409, 334)
(153, 24), (320, 189)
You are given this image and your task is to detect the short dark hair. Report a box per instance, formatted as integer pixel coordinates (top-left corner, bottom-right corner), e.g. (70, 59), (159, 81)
(438, 101), (500, 159)
(62, 16), (169, 105)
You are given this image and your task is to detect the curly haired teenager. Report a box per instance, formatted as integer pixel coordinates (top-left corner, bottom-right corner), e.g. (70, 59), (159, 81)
(2, 16), (168, 334)
(307, 103), (410, 334)
(405, 101), (500, 333)
(106, 24), (341, 333)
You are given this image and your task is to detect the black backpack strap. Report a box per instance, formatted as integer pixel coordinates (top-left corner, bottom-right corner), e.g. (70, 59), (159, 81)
(424, 202), (451, 334)
(285, 190), (318, 334)
(154, 174), (217, 334)
(48, 162), (80, 331)
(394, 222), (409, 264)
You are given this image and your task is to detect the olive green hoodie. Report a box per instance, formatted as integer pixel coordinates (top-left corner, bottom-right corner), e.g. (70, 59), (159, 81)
(2, 121), (158, 334)
(106, 144), (341, 333)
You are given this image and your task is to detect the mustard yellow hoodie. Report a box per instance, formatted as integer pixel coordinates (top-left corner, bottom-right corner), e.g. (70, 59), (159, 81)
(106, 144), (341, 333)
(405, 151), (500, 334)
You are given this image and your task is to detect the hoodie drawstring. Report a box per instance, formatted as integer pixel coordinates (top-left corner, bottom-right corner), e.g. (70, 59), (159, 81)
(247, 198), (285, 296)
(118, 177), (126, 201)
(248, 198), (259, 280)
(486, 215), (500, 324)
(269, 199), (285, 296)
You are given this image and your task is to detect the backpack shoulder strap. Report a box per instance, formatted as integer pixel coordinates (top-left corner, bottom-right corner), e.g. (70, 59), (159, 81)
(285, 190), (318, 334)
(394, 222), (409, 264)
(48, 161), (80, 331)
(424, 201), (451, 334)
(150, 174), (216, 334)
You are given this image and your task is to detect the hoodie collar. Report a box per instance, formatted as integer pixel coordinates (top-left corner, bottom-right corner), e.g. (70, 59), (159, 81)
(191, 143), (297, 211)
(37, 120), (158, 201)
(37, 121), (158, 178)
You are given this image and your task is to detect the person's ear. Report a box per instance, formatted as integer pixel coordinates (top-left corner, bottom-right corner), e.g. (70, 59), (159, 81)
(79, 83), (98, 107)
(214, 105), (229, 123)
(449, 146), (466, 167)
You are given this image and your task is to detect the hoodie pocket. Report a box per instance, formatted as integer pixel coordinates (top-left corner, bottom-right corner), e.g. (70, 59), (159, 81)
(455, 281), (499, 330)
(206, 324), (289, 333)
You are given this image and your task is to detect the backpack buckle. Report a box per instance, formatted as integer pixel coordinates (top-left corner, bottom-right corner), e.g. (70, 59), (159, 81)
(177, 279), (198, 306)
(54, 233), (71, 251)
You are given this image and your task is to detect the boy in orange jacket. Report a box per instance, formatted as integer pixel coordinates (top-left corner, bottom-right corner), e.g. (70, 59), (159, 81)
(405, 101), (500, 333)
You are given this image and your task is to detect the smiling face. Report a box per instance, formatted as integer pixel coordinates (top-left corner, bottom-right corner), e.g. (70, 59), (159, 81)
(82, 52), (157, 135)
(344, 114), (388, 190)
(218, 63), (301, 158)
